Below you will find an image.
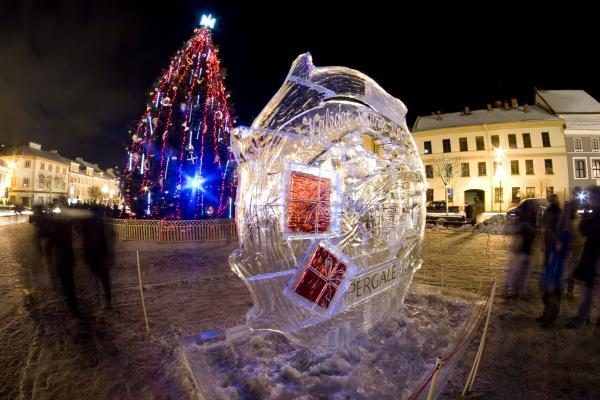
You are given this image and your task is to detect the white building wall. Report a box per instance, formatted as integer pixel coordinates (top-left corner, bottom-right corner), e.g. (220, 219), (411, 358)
(413, 121), (569, 212)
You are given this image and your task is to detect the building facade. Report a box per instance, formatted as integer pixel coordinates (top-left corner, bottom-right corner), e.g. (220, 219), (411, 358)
(535, 89), (600, 192)
(68, 158), (119, 205)
(0, 142), (119, 207)
(0, 159), (11, 205)
(412, 103), (569, 213)
(0, 142), (70, 206)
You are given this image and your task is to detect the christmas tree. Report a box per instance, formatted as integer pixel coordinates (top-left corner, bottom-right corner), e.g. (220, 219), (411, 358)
(123, 15), (235, 220)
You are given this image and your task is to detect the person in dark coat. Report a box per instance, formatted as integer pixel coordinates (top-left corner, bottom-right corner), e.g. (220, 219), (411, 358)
(50, 212), (78, 315)
(567, 186), (600, 328)
(537, 229), (569, 328)
(81, 207), (113, 308)
(542, 194), (562, 268)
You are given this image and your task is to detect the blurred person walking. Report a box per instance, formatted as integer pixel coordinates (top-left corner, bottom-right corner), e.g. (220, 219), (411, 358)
(81, 206), (113, 309)
(567, 186), (600, 328)
(505, 199), (537, 300)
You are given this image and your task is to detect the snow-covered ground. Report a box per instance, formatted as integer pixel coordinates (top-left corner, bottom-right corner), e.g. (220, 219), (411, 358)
(182, 286), (479, 400)
(1, 223), (600, 399)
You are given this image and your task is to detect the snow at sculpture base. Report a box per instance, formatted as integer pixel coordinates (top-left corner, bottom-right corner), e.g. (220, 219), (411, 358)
(229, 53), (426, 350)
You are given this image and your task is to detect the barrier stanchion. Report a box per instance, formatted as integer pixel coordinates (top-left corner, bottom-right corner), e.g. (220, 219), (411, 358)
(136, 250), (150, 335)
(408, 277), (496, 400)
(462, 277), (497, 397)
(427, 357), (443, 400)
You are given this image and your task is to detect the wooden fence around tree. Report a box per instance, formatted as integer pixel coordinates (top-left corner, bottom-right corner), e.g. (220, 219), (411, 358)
(108, 219), (237, 241)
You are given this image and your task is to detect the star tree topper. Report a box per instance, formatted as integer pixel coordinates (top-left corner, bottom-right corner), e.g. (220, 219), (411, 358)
(200, 14), (216, 30)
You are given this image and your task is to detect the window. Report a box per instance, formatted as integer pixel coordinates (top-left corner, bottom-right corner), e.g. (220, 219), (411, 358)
(25, 160), (31, 168)
(40, 162), (45, 171)
(546, 187), (554, 197)
(476, 136), (485, 151)
(592, 138), (600, 152)
(443, 139), (451, 153)
(525, 160), (534, 175)
(424, 141), (432, 154)
(426, 188), (434, 202)
(447, 188), (454, 202)
(508, 134), (517, 149)
(541, 131), (551, 147)
(491, 135), (500, 148)
(478, 162), (487, 176)
(544, 159), (553, 174)
(425, 164), (433, 178)
(461, 162), (470, 177)
(494, 187), (503, 203)
(49, 164), (53, 172)
(522, 133), (532, 148)
(592, 159), (600, 178)
(459, 137), (468, 152)
(510, 160), (520, 175)
(574, 158), (587, 179)
(512, 187), (521, 203)
(574, 138), (583, 152)
(526, 187), (535, 198)
(23, 178), (30, 187)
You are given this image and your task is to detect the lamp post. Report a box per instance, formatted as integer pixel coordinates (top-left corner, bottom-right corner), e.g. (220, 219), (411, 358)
(493, 148), (506, 212)
(101, 184), (109, 205)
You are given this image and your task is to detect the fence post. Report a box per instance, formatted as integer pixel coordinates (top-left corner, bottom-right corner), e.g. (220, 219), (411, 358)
(427, 357), (443, 400)
(136, 250), (151, 335)
(462, 278), (497, 397)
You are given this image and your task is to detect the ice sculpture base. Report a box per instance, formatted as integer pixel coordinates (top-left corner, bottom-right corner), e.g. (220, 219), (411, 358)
(180, 284), (480, 400)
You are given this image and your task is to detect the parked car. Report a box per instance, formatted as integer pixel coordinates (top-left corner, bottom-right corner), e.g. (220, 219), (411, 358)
(426, 201), (460, 213)
(506, 197), (548, 226)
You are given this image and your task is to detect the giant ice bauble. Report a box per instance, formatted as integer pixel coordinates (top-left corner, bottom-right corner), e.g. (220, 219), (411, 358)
(229, 53), (426, 350)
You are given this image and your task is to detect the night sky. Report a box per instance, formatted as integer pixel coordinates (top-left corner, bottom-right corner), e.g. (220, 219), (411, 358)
(1, 1), (598, 169)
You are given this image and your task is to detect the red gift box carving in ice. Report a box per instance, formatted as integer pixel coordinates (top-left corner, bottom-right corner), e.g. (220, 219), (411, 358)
(293, 245), (347, 309)
(287, 171), (332, 234)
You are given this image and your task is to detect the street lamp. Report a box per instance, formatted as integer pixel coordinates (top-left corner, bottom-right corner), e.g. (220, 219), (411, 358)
(101, 184), (109, 205)
(493, 148), (506, 212)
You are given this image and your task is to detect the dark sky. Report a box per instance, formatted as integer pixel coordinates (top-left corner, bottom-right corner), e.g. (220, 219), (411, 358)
(1, 1), (598, 169)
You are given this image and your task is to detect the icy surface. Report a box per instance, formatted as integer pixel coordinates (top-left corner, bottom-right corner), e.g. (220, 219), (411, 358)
(183, 285), (476, 400)
(229, 53), (426, 350)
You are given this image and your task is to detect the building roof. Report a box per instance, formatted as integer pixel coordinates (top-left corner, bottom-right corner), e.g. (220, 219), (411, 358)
(0, 143), (72, 164)
(412, 105), (560, 132)
(535, 90), (600, 114)
(75, 157), (103, 173)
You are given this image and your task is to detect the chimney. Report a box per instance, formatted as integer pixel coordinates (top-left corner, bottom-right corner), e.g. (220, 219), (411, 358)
(487, 104), (493, 112)
(511, 98), (519, 108)
(49, 150), (58, 154)
(494, 100), (503, 108)
(28, 142), (42, 150)
(523, 103), (530, 113)
(431, 112), (436, 116)
(503, 102), (510, 110)
(435, 111), (443, 120)
(462, 106), (471, 115)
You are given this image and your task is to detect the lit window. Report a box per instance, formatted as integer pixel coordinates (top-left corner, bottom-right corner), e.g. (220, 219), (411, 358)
(592, 159), (600, 178)
(545, 159), (553, 174)
(525, 160), (534, 175)
(575, 159), (587, 179)
(424, 141), (432, 154)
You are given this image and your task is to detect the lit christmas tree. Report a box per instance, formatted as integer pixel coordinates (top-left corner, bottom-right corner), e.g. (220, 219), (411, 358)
(123, 14), (235, 220)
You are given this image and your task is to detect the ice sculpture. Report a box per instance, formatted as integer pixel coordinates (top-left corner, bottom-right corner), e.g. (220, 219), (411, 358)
(229, 53), (426, 350)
